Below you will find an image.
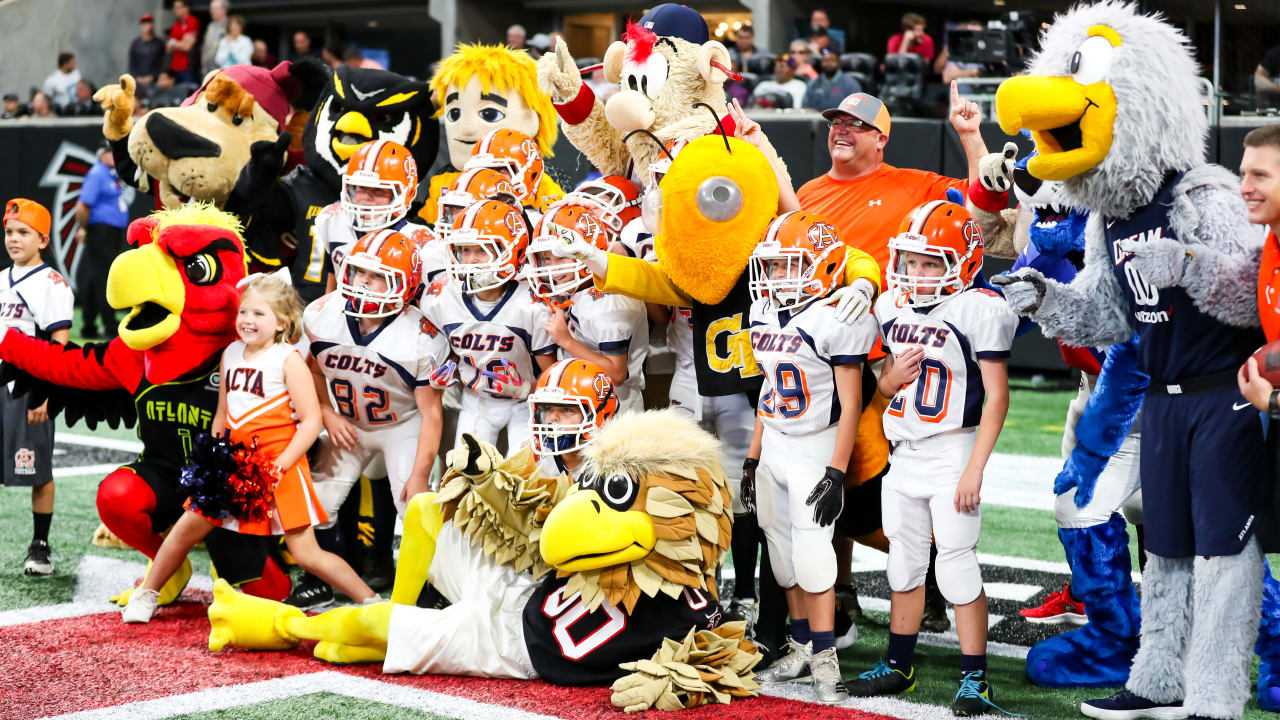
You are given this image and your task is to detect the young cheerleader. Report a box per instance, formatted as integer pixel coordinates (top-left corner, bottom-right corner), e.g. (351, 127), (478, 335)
(122, 271), (376, 623)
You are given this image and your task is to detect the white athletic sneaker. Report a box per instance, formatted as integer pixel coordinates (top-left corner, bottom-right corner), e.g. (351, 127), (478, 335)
(122, 588), (161, 623)
(755, 637), (813, 683)
(809, 647), (849, 705)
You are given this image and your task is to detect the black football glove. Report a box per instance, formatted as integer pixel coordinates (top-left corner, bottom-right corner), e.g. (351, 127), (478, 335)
(806, 466), (845, 527)
(741, 457), (759, 514)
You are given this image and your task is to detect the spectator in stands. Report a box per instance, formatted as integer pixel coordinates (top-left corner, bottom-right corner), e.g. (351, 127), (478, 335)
(934, 21), (985, 92)
(2, 94), (27, 120)
(292, 31), (320, 61)
(128, 14), (166, 85)
(29, 92), (54, 118)
(215, 15), (253, 68)
(887, 12), (935, 62)
(202, 0), (230, 77)
(528, 33), (552, 60)
(147, 70), (187, 108)
(41, 53), (80, 109)
(797, 87), (990, 284)
(343, 46), (384, 70)
(1256, 44), (1280, 108)
(321, 42), (344, 69)
(808, 27), (832, 55)
(803, 50), (861, 111)
(507, 25), (527, 51)
(724, 60), (751, 107)
(252, 39), (278, 68)
(750, 54), (807, 109)
(62, 80), (98, 117)
(729, 24), (766, 69)
(789, 39), (818, 80)
(74, 142), (129, 339)
(809, 8), (845, 55)
(166, 0), (201, 84)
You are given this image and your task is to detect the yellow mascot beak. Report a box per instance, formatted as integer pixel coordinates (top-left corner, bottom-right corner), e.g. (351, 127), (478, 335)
(106, 242), (185, 350)
(995, 75), (1116, 181)
(539, 488), (656, 572)
(332, 111), (372, 161)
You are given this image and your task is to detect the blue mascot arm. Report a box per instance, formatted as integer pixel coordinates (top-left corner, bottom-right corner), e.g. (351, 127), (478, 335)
(1053, 334), (1148, 505)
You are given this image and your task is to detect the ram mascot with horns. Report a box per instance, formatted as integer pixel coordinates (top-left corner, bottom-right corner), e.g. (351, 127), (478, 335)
(990, 3), (1271, 718)
(206, 412), (762, 712)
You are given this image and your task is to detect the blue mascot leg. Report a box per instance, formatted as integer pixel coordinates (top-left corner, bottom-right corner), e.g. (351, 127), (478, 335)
(1256, 560), (1280, 711)
(1026, 514), (1141, 687)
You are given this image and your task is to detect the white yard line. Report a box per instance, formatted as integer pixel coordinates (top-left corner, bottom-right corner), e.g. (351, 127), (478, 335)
(57, 433), (144, 453)
(39, 670), (570, 720)
(52, 463), (129, 478)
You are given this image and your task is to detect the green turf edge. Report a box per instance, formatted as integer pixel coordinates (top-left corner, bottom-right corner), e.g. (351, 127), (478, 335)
(161, 691), (455, 720)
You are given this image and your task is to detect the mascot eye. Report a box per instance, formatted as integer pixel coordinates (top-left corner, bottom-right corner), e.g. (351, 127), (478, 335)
(184, 253), (220, 285)
(600, 473), (637, 510)
(620, 53), (669, 99)
(231, 115), (244, 126)
(446, 107), (462, 122)
(696, 177), (743, 222)
(206, 102), (218, 113)
(1069, 35), (1115, 86)
(479, 107), (506, 123)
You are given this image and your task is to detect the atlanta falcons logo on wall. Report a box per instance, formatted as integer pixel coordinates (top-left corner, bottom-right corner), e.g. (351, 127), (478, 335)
(38, 141), (136, 282)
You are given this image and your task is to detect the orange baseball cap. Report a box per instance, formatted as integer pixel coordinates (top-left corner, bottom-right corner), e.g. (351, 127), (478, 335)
(822, 93), (892, 137)
(3, 199), (51, 236)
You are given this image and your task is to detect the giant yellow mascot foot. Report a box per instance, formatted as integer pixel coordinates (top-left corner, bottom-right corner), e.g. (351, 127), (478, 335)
(207, 578), (393, 662)
(111, 557), (191, 607)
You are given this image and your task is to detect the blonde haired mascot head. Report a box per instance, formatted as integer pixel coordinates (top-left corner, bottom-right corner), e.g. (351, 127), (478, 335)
(421, 44), (563, 221)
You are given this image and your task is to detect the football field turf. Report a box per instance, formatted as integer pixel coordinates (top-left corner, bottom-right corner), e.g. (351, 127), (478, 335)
(1, 376), (1276, 719)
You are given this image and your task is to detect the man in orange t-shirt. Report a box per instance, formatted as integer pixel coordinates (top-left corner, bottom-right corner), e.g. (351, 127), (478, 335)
(797, 85), (1005, 286)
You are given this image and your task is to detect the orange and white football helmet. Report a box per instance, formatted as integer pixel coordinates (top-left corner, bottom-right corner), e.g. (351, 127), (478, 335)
(887, 200), (984, 307)
(339, 229), (423, 318)
(640, 138), (689, 233)
(563, 175), (641, 239)
(446, 199), (529, 293)
(435, 167), (519, 242)
(464, 129), (543, 206)
(341, 140), (419, 232)
(528, 358), (618, 457)
(525, 202), (610, 300)
(749, 211), (847, 311)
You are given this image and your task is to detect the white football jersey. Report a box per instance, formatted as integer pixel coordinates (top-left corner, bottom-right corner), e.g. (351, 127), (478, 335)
(666, 306), (698, 409)
(618, 218), (655, 261)
(304, 292), (450, 430)
(316, 201), (439, 282)
(418, 278), (555, 401)
(562, 287), (648, 408)
(749, 298), (878, 436)
(875, 287), (1018, 443)
(0, 263), (74, 339)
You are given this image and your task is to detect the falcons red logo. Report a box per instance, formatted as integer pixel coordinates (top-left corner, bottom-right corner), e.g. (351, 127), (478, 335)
(38, 141), (133, 280)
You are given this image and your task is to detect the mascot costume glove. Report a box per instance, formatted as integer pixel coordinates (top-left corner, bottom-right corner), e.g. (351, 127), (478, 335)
(994, 4), (1268, 715)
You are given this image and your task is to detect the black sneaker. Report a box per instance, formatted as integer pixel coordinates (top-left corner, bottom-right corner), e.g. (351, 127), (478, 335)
(23, 539), (53, 575)
(834, 584), (861, 649)
(1081, 689), (1186, 720)
(922, 583), (951, 633)
(284, 571), (334, 610)
(952, 670), (993, 716)
(361, 554), (395, 594)
(845, 659), (917, 697)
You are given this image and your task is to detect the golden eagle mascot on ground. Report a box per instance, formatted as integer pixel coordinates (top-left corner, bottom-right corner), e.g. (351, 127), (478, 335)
(206, 409), (761, 712)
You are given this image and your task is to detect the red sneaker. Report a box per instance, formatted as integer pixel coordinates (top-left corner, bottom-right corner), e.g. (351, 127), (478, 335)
(1019, 583), (1087, 625)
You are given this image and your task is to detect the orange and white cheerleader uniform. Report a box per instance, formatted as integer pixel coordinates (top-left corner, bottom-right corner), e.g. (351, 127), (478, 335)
(202, 341), (327, 535)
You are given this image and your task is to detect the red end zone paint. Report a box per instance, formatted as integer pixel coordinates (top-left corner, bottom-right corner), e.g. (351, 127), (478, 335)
(0, 605), (901, 720)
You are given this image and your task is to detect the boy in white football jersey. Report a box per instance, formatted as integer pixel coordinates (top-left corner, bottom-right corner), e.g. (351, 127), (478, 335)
(743, 212), (878, 705)
(298, 229), (449, 607)
(318, 140), (437, 295)
(422, 198), (557, 449)
(525, 201), (649, 412)
(0, 199), (73, 576)
(847, 201), (1016, 717)
(526, 358), (618, 478)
